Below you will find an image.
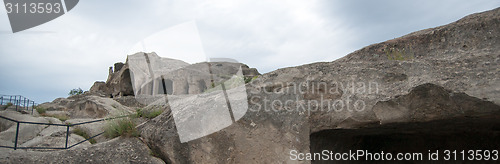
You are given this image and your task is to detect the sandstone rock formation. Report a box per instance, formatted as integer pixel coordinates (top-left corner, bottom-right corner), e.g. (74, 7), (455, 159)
(137, 7), (500, 163)
(37, 95), (135, 119)
(90, 52), (261, 99)
(89, 61), (134, 98)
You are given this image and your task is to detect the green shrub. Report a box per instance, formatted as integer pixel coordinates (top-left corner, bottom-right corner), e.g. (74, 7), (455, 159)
(244, 76), (258, 83)
(68, 88), (84, 96)
(73, 127), (96, 144)
(104, 117), (138, 138)
(35, 106), (46, 114)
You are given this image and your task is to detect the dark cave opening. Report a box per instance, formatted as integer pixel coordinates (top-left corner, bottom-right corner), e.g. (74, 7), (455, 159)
(310, 117), (500, 163)
(161, 78), (173, 95)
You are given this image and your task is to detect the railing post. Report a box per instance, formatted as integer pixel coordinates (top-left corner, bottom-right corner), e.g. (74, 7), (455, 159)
(23, 98), (26, 110)
(31, 101), (34, 115)
(65, 126), (70, 149)
(1, 96), (3, 105)
(9, 96), (12, 103)
(14, 122), (20, 150)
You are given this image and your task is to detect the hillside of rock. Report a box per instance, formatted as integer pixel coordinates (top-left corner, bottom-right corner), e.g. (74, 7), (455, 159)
(138, 7), (500, 163)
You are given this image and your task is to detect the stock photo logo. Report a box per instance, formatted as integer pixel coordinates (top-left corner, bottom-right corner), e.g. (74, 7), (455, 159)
(127, 21), (249, 143)
(3, 0), (79, 33)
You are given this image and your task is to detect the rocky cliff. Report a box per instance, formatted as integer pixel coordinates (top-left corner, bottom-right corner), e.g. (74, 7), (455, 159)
(138, 7), (500, 163)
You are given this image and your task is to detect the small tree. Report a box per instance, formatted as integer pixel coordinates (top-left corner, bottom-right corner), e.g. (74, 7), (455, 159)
(69, 88), (84, 96)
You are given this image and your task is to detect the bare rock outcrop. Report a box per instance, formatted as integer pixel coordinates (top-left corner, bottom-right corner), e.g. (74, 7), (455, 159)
(0, 111), (93, 151)
(0, 111), (49, 145)
(137, 7), (500, 163)
(37, 95), (134, 119)
(90, 52), (261, 99)
(89, 62), (134, 98)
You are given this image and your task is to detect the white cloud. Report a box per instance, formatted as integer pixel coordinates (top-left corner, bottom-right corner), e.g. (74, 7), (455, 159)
(178, 0), (357, 71)
(128, 21), (207, 64)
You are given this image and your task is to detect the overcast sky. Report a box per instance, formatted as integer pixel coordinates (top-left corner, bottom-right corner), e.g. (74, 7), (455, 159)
(0, 0), (499, 103)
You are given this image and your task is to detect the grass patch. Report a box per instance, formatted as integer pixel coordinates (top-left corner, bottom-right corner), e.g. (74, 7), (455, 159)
(134, 108), (143, 118)
(52, 114), (69, 121)
(42, 114), (69, 122)
(73, 127), (97, 144)
(145, 110), (163, 119)
(136, 108), (163, 119)
(385, 46), (414, 61)
(104, 117), (138, 138)
(41, 113), (70, 122)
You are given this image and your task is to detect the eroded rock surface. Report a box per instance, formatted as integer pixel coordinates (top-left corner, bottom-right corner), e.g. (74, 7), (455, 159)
(37, 95), (134, 119)
(137, 7), (500, 163)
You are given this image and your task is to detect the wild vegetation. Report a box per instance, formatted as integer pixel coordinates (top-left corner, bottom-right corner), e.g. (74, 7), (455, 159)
(73, 127), (97, 144)
(104, 117), (139, 138)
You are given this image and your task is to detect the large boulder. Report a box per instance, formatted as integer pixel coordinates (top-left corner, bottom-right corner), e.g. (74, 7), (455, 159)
(138, 7), (500, 163)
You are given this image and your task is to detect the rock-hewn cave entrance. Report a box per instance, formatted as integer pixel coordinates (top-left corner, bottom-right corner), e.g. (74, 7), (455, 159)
(161, 78), (173, 95)
(310, 117), (500, 163)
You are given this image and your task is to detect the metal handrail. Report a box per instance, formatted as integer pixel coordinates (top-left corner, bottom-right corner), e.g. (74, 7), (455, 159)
(0, 114), (133, 150)
(0, 94), (37, 115)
